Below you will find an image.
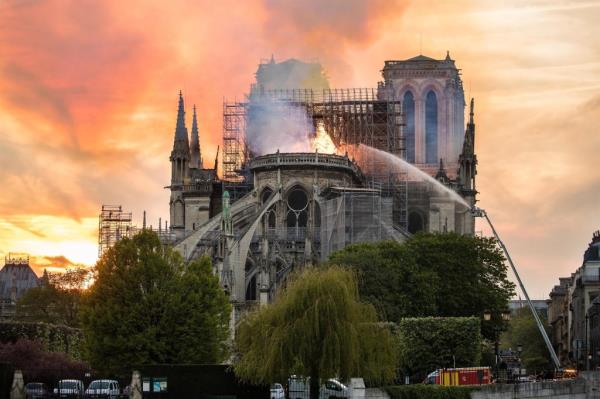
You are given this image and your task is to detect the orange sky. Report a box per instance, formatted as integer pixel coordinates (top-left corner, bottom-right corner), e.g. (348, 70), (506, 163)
(0, 0), (599, 297)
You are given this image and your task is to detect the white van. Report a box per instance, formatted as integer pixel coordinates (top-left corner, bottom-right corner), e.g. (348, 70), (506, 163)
(288, 376), (348, 399)
(85, 379), (120, 399)
(54, 380), (85, 398)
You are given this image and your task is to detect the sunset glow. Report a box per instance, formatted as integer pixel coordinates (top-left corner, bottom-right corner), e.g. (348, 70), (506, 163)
(0, 0), (598, 297)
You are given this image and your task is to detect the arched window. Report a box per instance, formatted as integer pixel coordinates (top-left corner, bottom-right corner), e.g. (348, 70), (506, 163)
(408, 211), (425, 234)
(245, 275), (257, 301)
(286, 186), (308, 239)
(425, 90), (438, 164)
(402, 91), (415, 163)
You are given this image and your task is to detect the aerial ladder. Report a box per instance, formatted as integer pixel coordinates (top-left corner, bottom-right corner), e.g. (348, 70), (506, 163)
(471, 207), (561, 371)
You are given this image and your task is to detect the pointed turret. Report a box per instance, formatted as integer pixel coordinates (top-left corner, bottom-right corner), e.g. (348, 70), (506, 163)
(435, 158), (449, 183)
(190, 105), (203, 169)
(170, 91), (190, 185)
(458, 97), (477, 193)
(174, 91), (188, 142)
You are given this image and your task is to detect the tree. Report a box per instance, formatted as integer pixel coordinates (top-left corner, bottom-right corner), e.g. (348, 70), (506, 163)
(396, 317), (482, 382)
(500, 307), (552, 373)
(327, 241), (438, 321)
(329, 234), (515, 340)
(404, 233), (515, 340)
(235, 266), (397, 399)
(17, 267), (89, 327)
(80, 230), (231, 376)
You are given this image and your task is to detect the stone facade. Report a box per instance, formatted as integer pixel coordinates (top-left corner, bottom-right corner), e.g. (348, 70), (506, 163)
(548, 231), (600, 369)
(379, 53), (465, 173)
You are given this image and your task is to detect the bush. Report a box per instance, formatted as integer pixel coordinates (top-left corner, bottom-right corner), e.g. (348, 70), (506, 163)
(0, 321), (83, 359)
(385, 385), (476, 399)
(0, 339), (89, 384)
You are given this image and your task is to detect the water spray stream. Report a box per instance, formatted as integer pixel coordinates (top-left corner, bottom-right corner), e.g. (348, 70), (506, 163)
(350, 144), (470, 208)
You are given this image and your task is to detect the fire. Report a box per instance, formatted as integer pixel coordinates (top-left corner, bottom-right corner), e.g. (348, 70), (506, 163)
(311, 122), (337, 154)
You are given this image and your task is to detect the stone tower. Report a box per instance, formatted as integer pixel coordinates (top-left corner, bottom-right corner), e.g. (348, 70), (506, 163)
(379, 52), (465, 175)
(169, 91), (190, 237)
(458, 98), (478, 234)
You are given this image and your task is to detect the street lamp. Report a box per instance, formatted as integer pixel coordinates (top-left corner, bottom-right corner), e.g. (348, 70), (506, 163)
(517, 344), (523, 381)
(484, 310), (512, 381)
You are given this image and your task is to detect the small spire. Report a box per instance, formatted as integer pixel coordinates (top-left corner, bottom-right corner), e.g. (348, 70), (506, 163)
(270, 54), (275, 64)
(174, 91), (188, 142)
(445, 50), (451, 61)
(435, 158), (449, 182)
(469, 98), (475, 125)
(190, 105), (202, 168)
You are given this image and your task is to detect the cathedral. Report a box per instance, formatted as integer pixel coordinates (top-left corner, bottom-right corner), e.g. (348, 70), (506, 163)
(166, 54), (478, 314)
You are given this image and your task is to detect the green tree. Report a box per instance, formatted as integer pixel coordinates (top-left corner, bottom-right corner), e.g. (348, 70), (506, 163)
(396, 317), (482, 382)
(327, 241), (438, 321)
(329, 234), (515, 340)
(235, 266), (397, 399)
(17, 268), (89, 327)
(80, 230), (231, 375)
(500, 307), (552, 373)
(404, 233), (514, 320)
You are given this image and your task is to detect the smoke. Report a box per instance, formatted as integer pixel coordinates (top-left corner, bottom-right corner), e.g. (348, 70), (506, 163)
(246, 101), (315, 155)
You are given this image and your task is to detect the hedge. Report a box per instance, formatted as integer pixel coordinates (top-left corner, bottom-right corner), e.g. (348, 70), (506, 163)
(0, 321), (83, 359)
(396, 317), (482, 382)
(385, 385), (476, 399)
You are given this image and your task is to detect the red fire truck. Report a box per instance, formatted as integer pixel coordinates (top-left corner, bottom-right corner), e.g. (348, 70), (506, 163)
(425, 367), (492, 386)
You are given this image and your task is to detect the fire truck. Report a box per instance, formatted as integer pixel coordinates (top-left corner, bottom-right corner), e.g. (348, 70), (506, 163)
(425, 367), (492, 386)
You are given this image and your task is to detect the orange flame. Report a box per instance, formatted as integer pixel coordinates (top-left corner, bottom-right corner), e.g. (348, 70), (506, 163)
(311, 122), (337, 154)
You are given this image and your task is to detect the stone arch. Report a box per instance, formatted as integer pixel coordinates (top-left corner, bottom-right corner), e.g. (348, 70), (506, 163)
(261, 186), (277, 231)
(245, 274), (257, 301)
(260, 186), (274, 204)
(408, 210), (426, 234)
(425, 90), (438, 164)
(402, 90), (416, 163)
(285, 185), (309, 236)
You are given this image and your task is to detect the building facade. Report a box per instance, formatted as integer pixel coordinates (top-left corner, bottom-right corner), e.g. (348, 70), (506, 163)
(548, 230), (600, 369)
(0, 254), (42, 318)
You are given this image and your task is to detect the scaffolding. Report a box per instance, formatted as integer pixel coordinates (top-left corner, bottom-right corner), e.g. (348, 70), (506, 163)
(222, 101), (247, 182)
(320, 188), (395, 260)
(98, 205), (133, 257)
(222, 88), (408, 228)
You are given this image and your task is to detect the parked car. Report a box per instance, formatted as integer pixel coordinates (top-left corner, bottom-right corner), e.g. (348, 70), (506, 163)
(270, 383), (285, 399)
(85, 380), (120, 399)
(25, 382), (50, 399)
(54, 380), (85, 398)
(288, 376), (348, 399)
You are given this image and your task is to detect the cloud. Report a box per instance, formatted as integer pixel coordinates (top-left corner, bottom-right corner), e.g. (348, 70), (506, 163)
(0, 0), (598, 298)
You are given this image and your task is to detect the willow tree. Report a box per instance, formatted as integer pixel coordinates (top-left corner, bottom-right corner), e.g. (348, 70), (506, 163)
(235, 266), (397, 399)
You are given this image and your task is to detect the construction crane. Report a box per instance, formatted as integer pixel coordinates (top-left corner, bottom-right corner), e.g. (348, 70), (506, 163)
(471, 206), (561, 371)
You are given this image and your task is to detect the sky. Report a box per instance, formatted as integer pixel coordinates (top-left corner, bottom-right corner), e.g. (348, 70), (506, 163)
(0, 0), (598, 297)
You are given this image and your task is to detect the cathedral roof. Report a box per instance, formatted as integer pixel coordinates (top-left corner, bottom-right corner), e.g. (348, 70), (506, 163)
(405, 54), (437, 62)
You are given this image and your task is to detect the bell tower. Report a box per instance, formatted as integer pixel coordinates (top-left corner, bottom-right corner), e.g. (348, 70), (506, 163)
(169, 91), (190, 236)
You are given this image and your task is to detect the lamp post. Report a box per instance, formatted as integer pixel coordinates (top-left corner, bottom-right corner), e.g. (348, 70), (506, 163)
(586, 314), (590, 371)
(484, 310), (511, 382)
(517, 344), (523, 381)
